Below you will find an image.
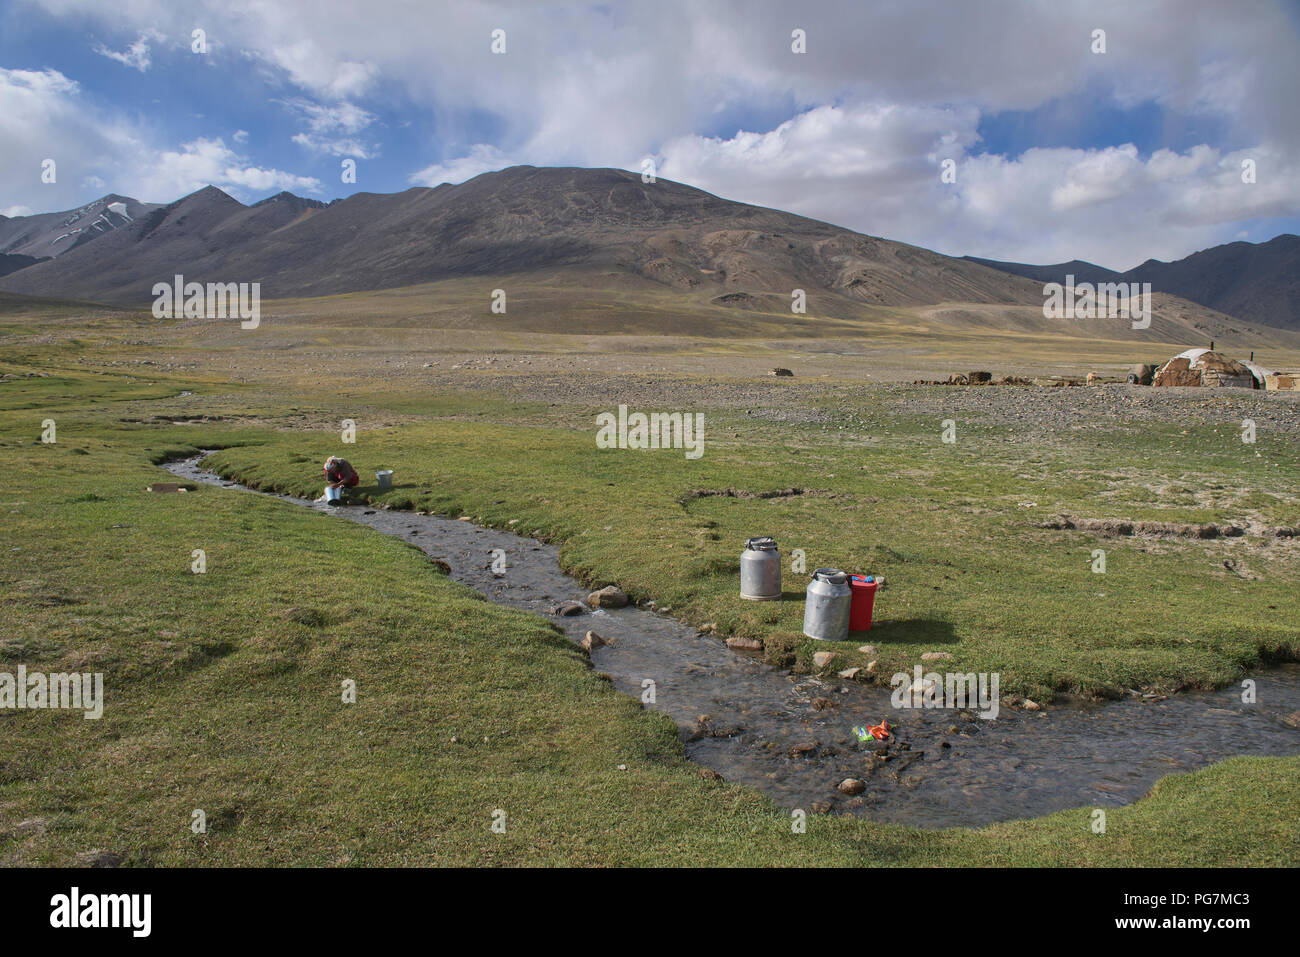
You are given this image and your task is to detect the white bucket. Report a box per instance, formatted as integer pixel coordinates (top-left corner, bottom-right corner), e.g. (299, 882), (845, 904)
(325, 486), (342, 502)
(375, 469), (393, 489)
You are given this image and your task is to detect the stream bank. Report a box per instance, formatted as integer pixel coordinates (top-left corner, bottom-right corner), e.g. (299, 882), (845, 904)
(164, 454), (1300, 829)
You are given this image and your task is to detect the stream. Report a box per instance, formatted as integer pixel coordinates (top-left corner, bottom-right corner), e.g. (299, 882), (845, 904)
(165, 454), (1300, 829)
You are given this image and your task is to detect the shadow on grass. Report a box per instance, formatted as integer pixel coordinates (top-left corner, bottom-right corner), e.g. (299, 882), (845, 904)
(354, 482), (420, 498)
(855, 617), (955, 645)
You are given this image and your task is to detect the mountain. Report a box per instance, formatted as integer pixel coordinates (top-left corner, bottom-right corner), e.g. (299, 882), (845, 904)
(967, 235), (1300, 331)
(0, 167), (1290, 347)
(0, 253), (46, 279)
(0, 194), (161, 260)
(0, 186), (327, 302)
(0, 167), (1037, 307)
(1123, 235), (1300, 331)
(961, 256), (1121, 287)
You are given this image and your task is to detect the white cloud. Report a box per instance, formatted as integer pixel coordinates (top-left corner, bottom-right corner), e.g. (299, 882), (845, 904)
(656, 104), (1300, 269)
(0, 67), (322, 210)
(0, 67), (140, 210)
(2, 205), (35, 218)
(0, 66), (78, 98)
(1048, 145), (1144, 212)
(409, 145), (513, 187)
(257, 36), (376, 99)
(92, 30), (162, 72)
(132, 138), (323, 199)
(281, 98), (378, 157)
(661, 103), (979, 190)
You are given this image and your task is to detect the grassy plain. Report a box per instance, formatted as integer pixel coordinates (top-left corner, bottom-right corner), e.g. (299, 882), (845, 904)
(1, 294), (1297, 865)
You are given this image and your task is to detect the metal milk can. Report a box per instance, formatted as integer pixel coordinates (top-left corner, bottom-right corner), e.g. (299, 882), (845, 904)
(739, 536), (782, 600)
(803, 567), (852, 641)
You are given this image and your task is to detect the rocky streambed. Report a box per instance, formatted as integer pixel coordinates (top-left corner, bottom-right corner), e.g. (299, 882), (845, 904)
(165, 454), (1300, 829)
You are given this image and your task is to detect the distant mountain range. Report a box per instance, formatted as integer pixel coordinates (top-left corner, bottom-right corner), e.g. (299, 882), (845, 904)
(0, 193), (160, 260)
(0, 168), (1036, 307)
(0, 166), (1294, 342)
(965, 234), (1300, 331)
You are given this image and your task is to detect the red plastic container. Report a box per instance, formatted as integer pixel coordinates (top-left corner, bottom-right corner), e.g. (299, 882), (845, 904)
(848, 576), (878, 632)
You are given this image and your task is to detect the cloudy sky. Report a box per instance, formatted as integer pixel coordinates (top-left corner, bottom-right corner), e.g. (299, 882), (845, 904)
(1, 0), (1297, 269)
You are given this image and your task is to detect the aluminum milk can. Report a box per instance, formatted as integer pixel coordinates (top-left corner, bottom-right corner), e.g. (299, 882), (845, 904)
(739, 536), (782, 600)
(803, 567), (852, 641)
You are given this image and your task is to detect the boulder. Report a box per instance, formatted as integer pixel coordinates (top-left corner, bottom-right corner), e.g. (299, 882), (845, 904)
(581, 631), (606, 652)
(726, 636), (763, 652)
(838, 778), (867, 796)
(587, 585), (629, 608)
(812, 651), (839, 670)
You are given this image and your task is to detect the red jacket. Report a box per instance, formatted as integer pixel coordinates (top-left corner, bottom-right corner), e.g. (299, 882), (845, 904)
(324, 459), (359, 486)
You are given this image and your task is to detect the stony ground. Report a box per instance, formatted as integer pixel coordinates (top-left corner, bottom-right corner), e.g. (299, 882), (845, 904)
(388, 365), (1300, 437)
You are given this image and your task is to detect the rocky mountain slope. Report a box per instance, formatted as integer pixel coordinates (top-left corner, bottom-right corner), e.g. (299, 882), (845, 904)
(966, 234), (1300, 331)
(0, 167), (1291, 347)
(0, 168), (1039, 305)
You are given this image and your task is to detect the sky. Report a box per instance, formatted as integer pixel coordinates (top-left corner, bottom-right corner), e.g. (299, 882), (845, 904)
(1, 0), (1298, 270)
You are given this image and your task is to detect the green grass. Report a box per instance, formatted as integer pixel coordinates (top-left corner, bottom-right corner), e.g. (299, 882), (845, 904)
(203, 393), (1300, 704)
(2, 349), (1298, 866)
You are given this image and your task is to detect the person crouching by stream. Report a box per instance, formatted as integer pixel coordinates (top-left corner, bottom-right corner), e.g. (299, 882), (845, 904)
(322, 455), (359, 506)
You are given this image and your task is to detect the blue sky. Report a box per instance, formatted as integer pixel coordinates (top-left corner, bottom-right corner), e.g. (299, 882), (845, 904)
(2, 0), (1298, 270)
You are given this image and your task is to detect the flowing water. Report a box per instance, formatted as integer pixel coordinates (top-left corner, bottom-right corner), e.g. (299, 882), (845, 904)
(166, 455), (1300, 829)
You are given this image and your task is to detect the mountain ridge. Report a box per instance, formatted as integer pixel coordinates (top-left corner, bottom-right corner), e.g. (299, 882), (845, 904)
(0, 193), (161, 261)
(0, 167), (1039, 306)
(966, 234), (1300, 330)
(0, 167), (1294, 343)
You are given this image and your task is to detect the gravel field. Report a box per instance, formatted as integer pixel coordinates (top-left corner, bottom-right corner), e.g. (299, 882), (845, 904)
(386, 364), (1300, 436)
(68, 334), (1300, 438)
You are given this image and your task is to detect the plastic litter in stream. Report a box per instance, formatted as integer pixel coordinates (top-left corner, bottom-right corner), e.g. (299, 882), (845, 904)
(853, 720), (892, 742)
